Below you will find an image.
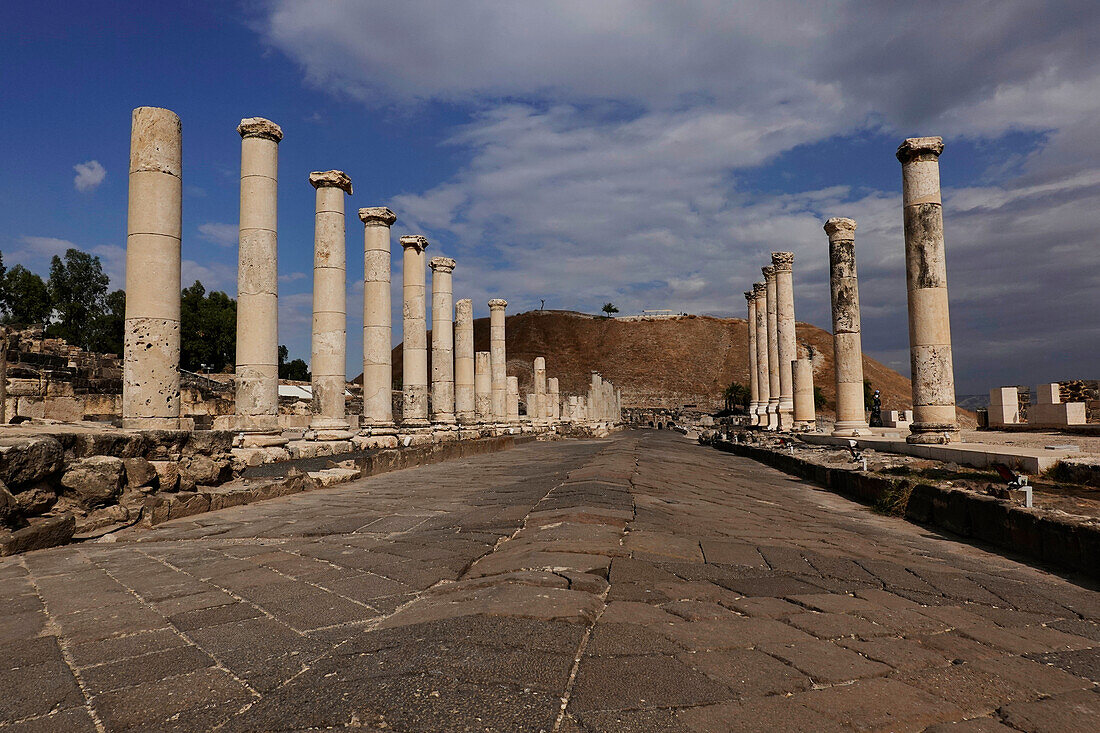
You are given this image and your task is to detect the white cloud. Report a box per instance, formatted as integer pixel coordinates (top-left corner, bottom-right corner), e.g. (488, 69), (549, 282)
(197, 222), (239, 247)
(73, 160), (106, 192)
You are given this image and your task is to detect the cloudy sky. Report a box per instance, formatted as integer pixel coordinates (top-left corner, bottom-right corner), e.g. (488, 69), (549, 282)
(2, 1), (1098, 393)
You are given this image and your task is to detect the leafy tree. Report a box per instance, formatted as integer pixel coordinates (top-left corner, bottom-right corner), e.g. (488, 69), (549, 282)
(864, 379), (875, 410)
(88, 289), (125, 356)
(813, 385), (827, 410)
(601, 302), (619, 318)
(1, 265), (52, 325)
(723, 382), (750, 411)
(278, 344), (310, 381)
(180, 281), (236, 372)
(47, 249), (109, 348)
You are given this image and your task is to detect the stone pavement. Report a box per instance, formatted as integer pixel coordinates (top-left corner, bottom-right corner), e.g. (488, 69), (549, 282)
(1, 431), (1098, 732)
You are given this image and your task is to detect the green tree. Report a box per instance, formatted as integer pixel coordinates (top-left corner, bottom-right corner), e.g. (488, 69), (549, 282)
(88, 289), (126, 356)
(278, 344), (310, 381)
(864, 379), (874, 410)
(601, 302), (619, 318)
(47, 249), (109, 348)
(723, 381), (750, 411)
(813, 386), (827, 410)
(180, 281), (236, 372)
(1, 265), (52, 325)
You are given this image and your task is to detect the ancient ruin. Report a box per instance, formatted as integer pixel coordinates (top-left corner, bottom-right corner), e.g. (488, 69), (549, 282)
(825, 217), (869, 437)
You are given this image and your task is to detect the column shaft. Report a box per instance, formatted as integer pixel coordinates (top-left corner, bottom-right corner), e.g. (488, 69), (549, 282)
(401, 236), (430, 426)
(773, 252), (796, 430)
(359, 207), (397, 429)
(752, 282), (770, 427)
(489, 299), (508, 420)
(124, 106), (182, 430)
(548, 377), (560, 421)
(506, 376), (520, 422)
(430, 257), (456, 424)
(826, 217), (869, 436)
(898, 137), (959, 443)
(533, 357), (547, 423)
(474, 350), (492, 422)
(763, 266), (780, 430)
(745, 292), (759, 422)
(454, 299), (475, 423)
(792, 358), (816, 429)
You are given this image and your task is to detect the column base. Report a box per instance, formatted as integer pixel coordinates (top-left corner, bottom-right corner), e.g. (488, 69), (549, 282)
(831, 420), (870, 437)
(122, 417), (181, 431)
(793, 420), (816, 432)
(765, 404), (780, 431)
(398, 425), (435, 447)
(906, 423), (960, 444)
(304, 429), (357, 442)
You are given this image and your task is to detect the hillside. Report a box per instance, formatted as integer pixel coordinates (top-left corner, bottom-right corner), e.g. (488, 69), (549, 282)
(386, 310), (945, 418)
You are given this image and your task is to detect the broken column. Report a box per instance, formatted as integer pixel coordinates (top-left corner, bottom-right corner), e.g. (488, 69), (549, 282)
(308, 170), (353, 439)
(589, 373), (603, 425)
(792, 358), (816, 430)
(400, 235), (430, 429)
(548, 377), (560, 422)
(474, 350), (492, 424)
(232, 117), (283, 441)
(772, 252), (796, 430)
(745, 291), (760, 425)
(898, 137), (959, 443)
(533, 357), (547, 424)
(763, 266), (781, 430)
(752, 282), (770, 428)
(124, 107), (182, 430)
(825, 217), (869, 437)
(489, 299), (508, 423)
(429, 257), (457, 428)
(359, 207), (397, 444)
(506, 376), (520, 424)
(454, 298), (476, 426)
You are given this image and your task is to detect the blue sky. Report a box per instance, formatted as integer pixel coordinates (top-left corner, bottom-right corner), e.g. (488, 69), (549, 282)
(2, 1), (1098, 395)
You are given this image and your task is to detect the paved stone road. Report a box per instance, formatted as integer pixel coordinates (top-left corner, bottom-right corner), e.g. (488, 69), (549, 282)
(2, 431), (1098, 732)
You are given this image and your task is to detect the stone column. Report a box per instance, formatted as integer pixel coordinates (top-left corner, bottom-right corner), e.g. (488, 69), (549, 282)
(400, 235), (430, 428)
(506, 376), (520, 423)
(359, 207), (397, 438)
(232, 117), (282, 440)
(533, 357), (547, 423)
(763, 266), (781, 430)
(752, 282), (770, 427)
(772, 252), (796, 430)
(429, 257), (456, 426)
(308, 170), (353, 439)
(589, 373), (602, 424)
(745, 291), (760, 424)
(474, 350), (492, 424)
(898, 137), (959, 443)
(124, 106), (182, 430)
(548, 377), (560, 421)
(489, 299), (508, 422)
(792, 358), (816, 430)
(454, 298), (475, 425)
(825, 217), (869, 436)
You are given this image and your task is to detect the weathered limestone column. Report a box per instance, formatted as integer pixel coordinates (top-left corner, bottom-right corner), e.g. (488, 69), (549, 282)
(400, 235), (430, 428)
(825, 217), (869, 436)
(763, 266), (781, 430)
(489, 299), (508, 422)
(429, 257), (456, 426)
(752, 282), (770, 428)
(772, 252), (796, 430)
(474, 350), (492, 424)
(454, 299), (476, 425)
(124, 107), (182, 430)
(232, 117), (282, 439)
(792, 358), (816, 430)
(548, 378), (560, 421)
(533, 357), (547, 423)
(589, 373), (603, 425)
(898, 137), (959, 444)
(745, 291), (760, 424)
(308, 171), (353, 438)
(506, 376), (520, 423)
(359, 207), (397, 438)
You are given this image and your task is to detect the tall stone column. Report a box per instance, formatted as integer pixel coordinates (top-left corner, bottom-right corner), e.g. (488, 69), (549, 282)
(400, 235), (430, 428)
(124, 107), (182, 430)
(489, 299), (508, 422)
(548, 377), (560, 421)
(308, 171), (353, 438)
(792, 358), (816, 430)
(533, 357), (547, 423)
(752, 282), (770, 428)
(898, 137), (959, 444)
(745, 291), (760, 424)
(772, 252), (796, 430)
(454, 298), (475, 425)
(429, 257), (456, 426)
(359, 207), (397, 437)
(506, 376), (520, 423)
(474, 350), (492, 423)
(763, 266), (781, 430)
(825, 217), (869, 436)
(232, 117), (283, 440)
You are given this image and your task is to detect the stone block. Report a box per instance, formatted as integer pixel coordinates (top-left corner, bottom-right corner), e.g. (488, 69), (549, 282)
(60, 456), (126, 508)
(123, 457), (158, 489)
(0, 436), (64, 488)
(0, 513), (75, 556)
(150, 460), (180, 492)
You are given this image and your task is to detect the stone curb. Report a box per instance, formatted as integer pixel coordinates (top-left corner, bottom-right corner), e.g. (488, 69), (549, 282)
(711, 439), (1100, 580)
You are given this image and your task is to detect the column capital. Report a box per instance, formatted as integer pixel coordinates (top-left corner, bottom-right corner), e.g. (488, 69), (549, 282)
(771, 251), (794, 272)
(309, 170), (352, 194)
(456, 297), (472, 312)
(896, 136), (944, 163)
(358, 207), (396, 226)
(429, 256), (456, 273)
(752, 281), (767, 297)
(237, 117), (283, 142)
(761, 264), (775, 280)
(399, 234), (429, 252)
(744, 290), (755, 302)
(488, 298), (508, 310)
(824, 217), (857, 239)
